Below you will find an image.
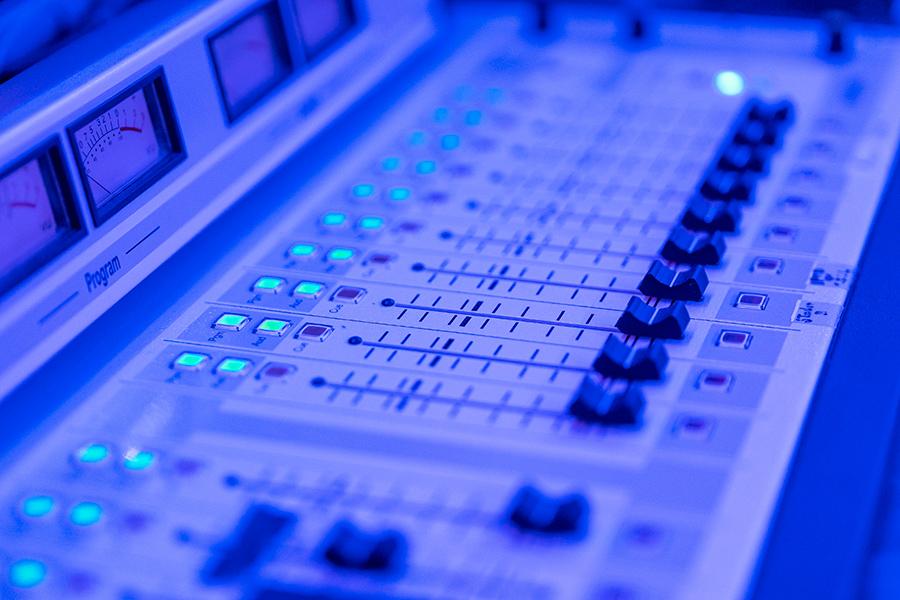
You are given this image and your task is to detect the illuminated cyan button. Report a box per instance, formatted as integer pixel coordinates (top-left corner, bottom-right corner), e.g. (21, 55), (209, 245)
(327, 247), (356, 262)
(21, 495), (55, 518)
(441, 134), (460, 150)
(70, 501), (102, 526)
(172, 352), (210, 371)
(715, 70), (745, 96)
(465, 110), (483, 125)
(287, 243), (318, 259)
(433, 107), (450, 123)
(293, 281), (325, 298)
(123, 449), (156, 471)
(352, 184), (375, 199)
(252, 276), (286, 294)
(321, 212), (348, 227)
(381, 157), (401, 172)
(216, 358), (253, 377)
(357, 216), (384, 232)
(416, 160), (436, 175)
(389, 187), (411, 202)
(256, 319), (291, 337)
(77, 443), (110, 464)
(9, 559), (46, 588)
(409, 131), (426, 146)
(214, 313), (250, 332)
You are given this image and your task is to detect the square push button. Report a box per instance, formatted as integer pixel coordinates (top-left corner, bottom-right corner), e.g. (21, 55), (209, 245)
(293, 281), (325, 298)
(297, 323), (333, 342)
(258, 363), (296, 380)
(672, 415), (715, 442)
(765, 225), (797, 243)
(717, 330), (752, 349)
(734, 292), (768, 310)
(253, 276), (287, 294)
(357, 216), (385, 233)
(214, 313), (250, 332)
(216, 358), (253, 377)
(696, 370), (734, 392)
(327, 247), (356, 263)
(751, 257), (784, 274)
(287, 243), (319, 259)
(172, 352), (211, 372)
(331, 286), (366, 303)
(320, 212), (349, 229)
(256, 319), (291, 337)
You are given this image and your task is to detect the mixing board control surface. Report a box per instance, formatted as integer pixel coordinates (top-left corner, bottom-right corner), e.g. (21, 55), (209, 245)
(3, 10), (900, 600)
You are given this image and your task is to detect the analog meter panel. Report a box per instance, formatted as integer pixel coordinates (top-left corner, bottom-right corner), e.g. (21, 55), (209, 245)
(0, 144), (83, 296)
(69, 70), (185, 225)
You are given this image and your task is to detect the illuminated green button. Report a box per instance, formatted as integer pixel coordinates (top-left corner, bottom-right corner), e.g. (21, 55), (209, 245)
(9, 560), (46, 588)
(327, 247), (356, 262)
(382, 157), (400, 172)
(77, 443), (110, 464)
(352, 184), (375, 198)
(293, 281), (325, 298)
(288, 243), (318, 259)
(409, 131), (426, 146)
(253, 276), (286, 294)
(215, 313), (250, 331)
(321, 212), (348, 227)
(70, 501), (102, 526)
(123, 449), (155, 471)
(416, 160), (436, 175)
(21, 495), (54, 518)
(389, 187), (411, 202)
(357, 216), (384, 231)
(465, 110), (483, 125)
(433, 107), (450, 123)
(256, 319), (291, 337)
(441, 134), (460, 150)
(172, 352), (210, 371)
(216, 358), (253, 377)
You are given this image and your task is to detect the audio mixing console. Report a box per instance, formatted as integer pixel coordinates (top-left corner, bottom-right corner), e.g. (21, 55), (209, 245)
(2, 1), (900, 599)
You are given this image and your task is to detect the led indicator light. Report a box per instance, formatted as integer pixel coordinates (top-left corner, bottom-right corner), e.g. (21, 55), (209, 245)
(256, 319), (291, 336)
(381, 157), (400, 172)
(253, 276), (286, 294)
(389, 187), (411, 202)
(321, 212), (347, 227)
(78, 443), (110, 464)
(22, 495), (54, 518)
(294, 281), (325, 297)
(123, 449), (156, 471)
(409, 131), (426, 146)
(328, 247), (355, 262)
(465, 110), (483, 125)
(416, 160), (436, 175)
(70, 501), (102, 526)
(352, 184), (375, 198)
(715, 71), (744, 96)
(9, 560), (46, 588)
(214, 314), (249, 331)
(216, 358), (252, 377)
(441, 134), (460, 150)
(288, 243), (317, 258)
(358, 216), (384, 231)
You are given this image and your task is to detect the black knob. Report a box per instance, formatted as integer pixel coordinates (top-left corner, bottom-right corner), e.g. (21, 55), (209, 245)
(616, 296), (690, 339)
(718, 144), (770, 173)
(748, 98), (795, 127)
(322, 521), (407, 572)
(594, 335), (668, 381)
(507, 484), (589, 535)
(638, 260), (708, 301)
(681, 196), (742, 233)
(699, 170), (755, 202)
(569, 377), (645, 426)
(660, 226), (726, 266)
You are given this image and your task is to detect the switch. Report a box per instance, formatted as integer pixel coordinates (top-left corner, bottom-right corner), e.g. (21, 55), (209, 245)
(660, 226), (726, 266)
(638, 260), (708, 301)
(569, 376), (645, 426)
(214, 313), (250, 332)
(617, 297), (690, 339)
(680, 196), (741, 233)
(506, 484), (589, 535)
(216, 358), (253, 377)
(297, 323), (333, 342)
(699, 170), (755, 202)
(321, 520), (407, 572)
(331, 286), (366, 303)
(252, 276), (287, 295)
(172, 352), (211, 372)
(255, 319), (291, 337)
(593, 335), (668, 381)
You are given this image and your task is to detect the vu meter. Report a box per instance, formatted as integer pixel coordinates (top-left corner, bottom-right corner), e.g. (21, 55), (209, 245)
(69, 70), (185, 225)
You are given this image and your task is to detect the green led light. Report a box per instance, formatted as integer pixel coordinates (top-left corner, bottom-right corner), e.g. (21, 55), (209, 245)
(441, 134), (460, 150)
(321, 212), (347, 227)
(77, 443), (109, 464)
(215, 314), (249, 331)
(409, 131), (426, 146)
(173, 352), (209, 370)
(358, 216), (384, 231)
(433, 107), (450, 123)
(253, 276), (285, 293)
(352, 184), (375, 198)
(9, 560), (46, 588)
(715, 70), (744, 96)
(465, 110), (483, 126)
(22, 495), (54, 518)
(217, 358), (252, 376)
(123, 449), (156, 471)
(382, 157), (400, 172)
(70, 501), (102, 526)
(416, 160), (436, 175)
(294, 281), (324, 297)
(288, 243), (317, 258)
(327, 247), (355, 262)
(389, 187), (411, 202)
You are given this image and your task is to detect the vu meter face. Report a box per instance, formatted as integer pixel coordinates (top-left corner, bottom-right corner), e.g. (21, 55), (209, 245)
(0, 159), (60, 276)
(73, 89), (162, 207)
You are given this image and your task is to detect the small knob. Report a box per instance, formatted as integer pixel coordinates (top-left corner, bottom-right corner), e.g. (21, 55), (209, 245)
(507, 484), (590, 535)
(322, 521), (407, 573)
(681, 196), (742, 233)
(569, 377), (645, 426)
(616, 296), (690, 339)
(594, 335), (668, 381)
(660, 226), (727, 266)
(638, 260), (708, 301)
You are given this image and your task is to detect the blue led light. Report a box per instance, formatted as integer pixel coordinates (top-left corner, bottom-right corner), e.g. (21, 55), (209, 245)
(70, 502), (102, 526)
(441, 134), (460, 150)
(22, 495), (54, 518)
(416, 160), (436, 175)
(382, 157), (400, 172)
(389, 187), (411, 202)
(352, 184), (375, 198)
(9, 560), (46, 588)
(715, 71), (745, 96)
(465, 110), (483, 126)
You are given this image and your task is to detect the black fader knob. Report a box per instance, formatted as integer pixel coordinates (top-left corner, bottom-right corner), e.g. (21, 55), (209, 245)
(594, 334), (668, 381)
(718, 143), (770, 174)
(660, 226), (726, 266)
(616, 296), (690, 340)
(321, 520), (407, 573)
(681, 196), (742, 233)
(699, 170), (755, 202)
(638, 260), (708, 302)
(748, 98), (795, 127)
(507, 484), (590, 536)
(569, 376), (645, 426)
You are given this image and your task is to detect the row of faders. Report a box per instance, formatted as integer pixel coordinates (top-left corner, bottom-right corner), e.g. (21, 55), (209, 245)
(570, 98), (794, 426)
